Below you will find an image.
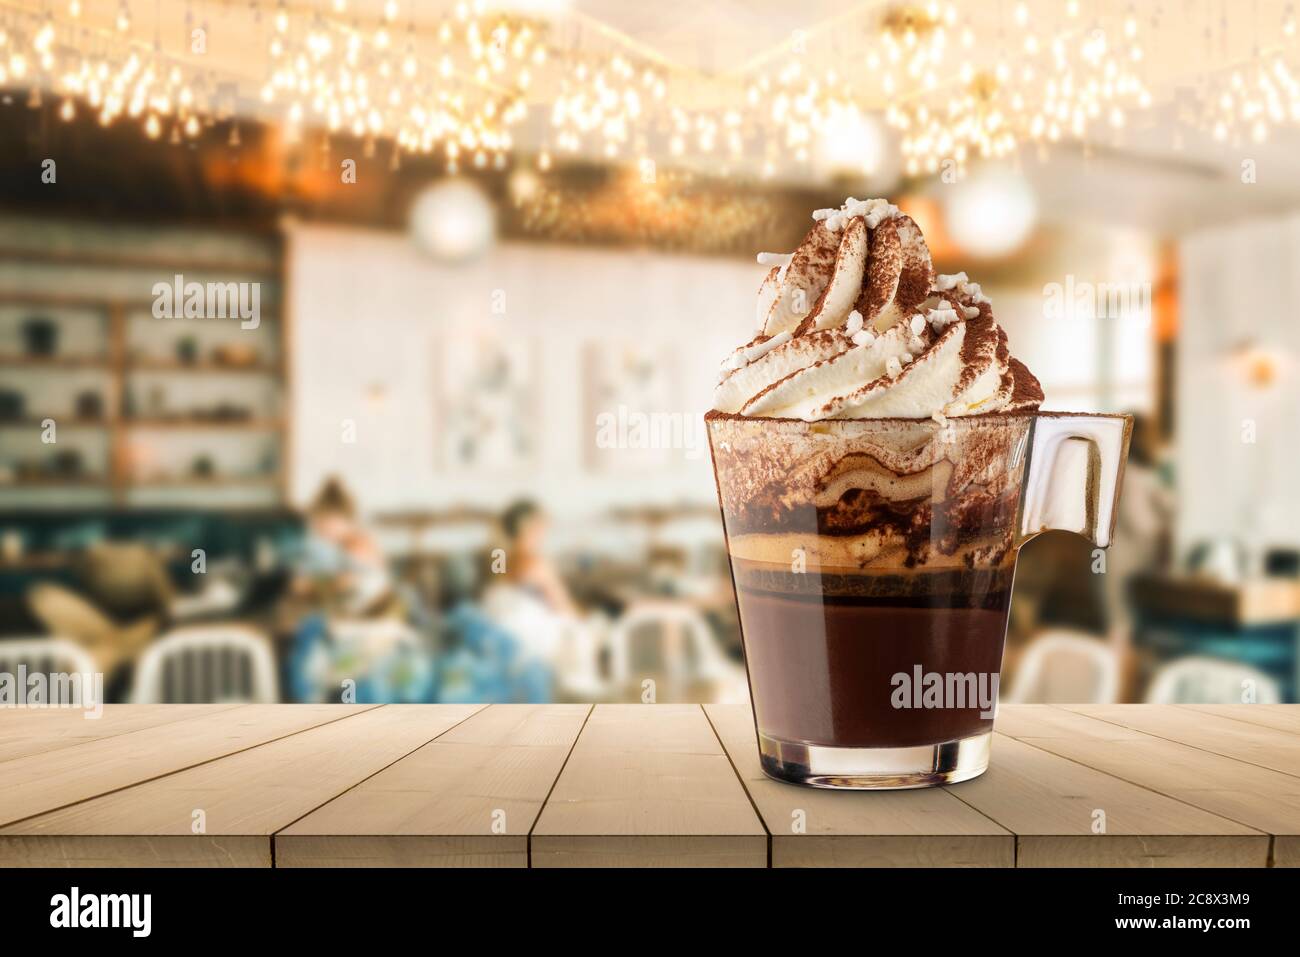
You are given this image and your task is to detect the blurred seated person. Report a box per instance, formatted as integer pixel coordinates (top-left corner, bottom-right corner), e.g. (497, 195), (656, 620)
(27, 542), (173, 692)
(284, 479), (443, 702)
(293, 477), (397, 618)
(498, 499), (577, 615)
(481, 499), (579, 665)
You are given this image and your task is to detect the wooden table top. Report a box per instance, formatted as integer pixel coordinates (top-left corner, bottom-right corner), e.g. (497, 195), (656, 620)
(1, 703), (1297, 868)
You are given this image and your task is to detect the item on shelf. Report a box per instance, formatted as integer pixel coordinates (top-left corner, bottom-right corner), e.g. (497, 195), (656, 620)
(202, 402), (255, 422)
(213, 342), (260, 367)
(147, 385), (167, 416)
(47, 450), (85, 478)
(176, 336), (200, 364)
(75, 391), (104, 420)
(190, 454), (216, 478)
(20, 316), (59, 357)
(0, 389), (24, 421)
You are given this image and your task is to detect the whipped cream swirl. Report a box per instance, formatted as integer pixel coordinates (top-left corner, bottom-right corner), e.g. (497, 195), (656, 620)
(713, 197), (1043, 421)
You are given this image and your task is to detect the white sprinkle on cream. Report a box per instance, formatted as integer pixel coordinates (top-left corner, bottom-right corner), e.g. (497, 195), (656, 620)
(815, 197), (900, 233)
(928, 307), (961, 331)
(845, 310), (864, 335)
(886, 356), (902, 377)
(756, 252), (793, 267)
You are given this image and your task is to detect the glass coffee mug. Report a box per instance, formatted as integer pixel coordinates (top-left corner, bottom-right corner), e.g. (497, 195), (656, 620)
(706, 411), (1131, 789)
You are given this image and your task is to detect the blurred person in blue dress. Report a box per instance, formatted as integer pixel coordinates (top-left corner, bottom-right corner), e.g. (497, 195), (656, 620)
(435, 500), (572, 703)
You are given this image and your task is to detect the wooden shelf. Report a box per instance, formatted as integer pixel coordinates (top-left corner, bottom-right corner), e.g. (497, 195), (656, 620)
(0, 417), (113, 428)
(0, 292), (280, 317)
(128, 474), (279, 487)
(128, 360), (280, 374)
(0, 355), (110, 369)
(0, 476), (111, 488)
(0, 240), (289, 507)
(0, 245), (281, 277)
(124, 418), (283, 430)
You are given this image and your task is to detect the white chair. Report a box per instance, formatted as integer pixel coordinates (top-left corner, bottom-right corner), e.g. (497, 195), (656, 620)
(0, 637), (98, 680)
(132, 625), (278, 703)
(605, 601), (748, 702)
(1005, 630), (1120, 704)
(1145, 656), (1282, 704)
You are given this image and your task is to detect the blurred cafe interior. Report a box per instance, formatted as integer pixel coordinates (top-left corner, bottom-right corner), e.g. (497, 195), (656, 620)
(0, 0), (1298, 706)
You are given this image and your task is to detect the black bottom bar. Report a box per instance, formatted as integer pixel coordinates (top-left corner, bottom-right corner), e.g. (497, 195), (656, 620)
(1, 866), (1290, 943)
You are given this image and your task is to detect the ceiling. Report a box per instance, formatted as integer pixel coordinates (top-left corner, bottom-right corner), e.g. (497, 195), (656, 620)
(9, 0), (1300, 232)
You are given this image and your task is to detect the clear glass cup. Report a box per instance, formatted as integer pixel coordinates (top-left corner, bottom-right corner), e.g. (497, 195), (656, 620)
(706, 411), (1131, 789)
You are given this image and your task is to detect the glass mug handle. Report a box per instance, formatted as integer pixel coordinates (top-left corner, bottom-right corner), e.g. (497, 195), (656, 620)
(1020, 413), (1133, 547)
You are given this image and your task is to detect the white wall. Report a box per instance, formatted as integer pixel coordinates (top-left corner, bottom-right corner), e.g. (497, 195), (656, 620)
(1179, 215), (1300, 557)
(287, 223), (755, 519)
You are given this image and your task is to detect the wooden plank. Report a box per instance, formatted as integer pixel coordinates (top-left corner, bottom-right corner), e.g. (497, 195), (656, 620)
(0, 705), (482, 867)
(278, 704), (589, 868)
(0, 834), (270, 868)
(997, 706), (1288, 865)
(0, 704), (243, 764)
(0, 704), (379, 828)
(705, 704), (1013, 867)
(949, 731), (1265, 867)
(1179, 704), (1300, 737)
(530, 704), (766, 867)
(1065, 704), (1300, 778)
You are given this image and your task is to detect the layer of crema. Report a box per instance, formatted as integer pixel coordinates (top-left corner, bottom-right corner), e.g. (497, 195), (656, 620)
(727, 552), (1018, 601)
(725, 529), (1017, 573)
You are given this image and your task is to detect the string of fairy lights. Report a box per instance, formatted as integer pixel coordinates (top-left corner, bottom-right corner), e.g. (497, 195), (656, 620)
(0, 0), (1298, 179)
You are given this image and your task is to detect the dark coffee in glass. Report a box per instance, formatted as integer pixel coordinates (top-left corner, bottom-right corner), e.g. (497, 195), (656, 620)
(707, 411), (1129, 788)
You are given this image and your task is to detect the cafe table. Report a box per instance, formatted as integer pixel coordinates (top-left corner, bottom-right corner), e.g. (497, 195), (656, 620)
(1, 703), (1297, 868)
